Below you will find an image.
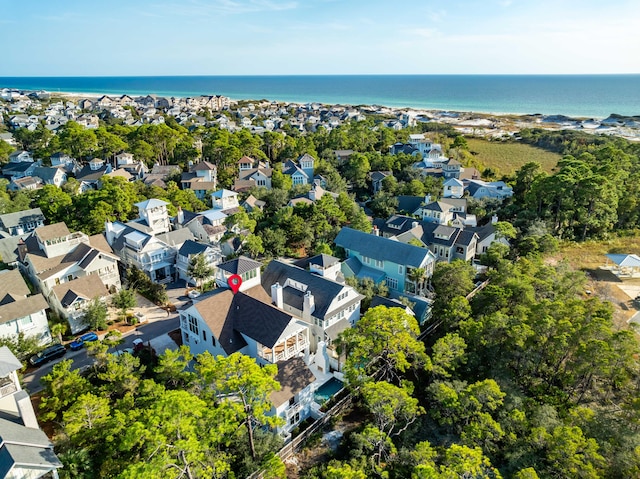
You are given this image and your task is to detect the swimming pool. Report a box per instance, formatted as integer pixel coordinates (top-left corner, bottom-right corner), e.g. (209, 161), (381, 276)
(314, 377), (344, 405)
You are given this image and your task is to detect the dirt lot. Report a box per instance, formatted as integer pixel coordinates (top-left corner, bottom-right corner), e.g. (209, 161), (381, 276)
(549, 239), (640, 330)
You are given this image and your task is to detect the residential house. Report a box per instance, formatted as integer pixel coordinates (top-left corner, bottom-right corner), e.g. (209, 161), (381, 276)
(2, 160), (38, 182)
(174, 207), (228, 243)
(115, 152), (148, 180)
(50, 152), (81, 175)
(76, 158), (112, 192)
(288, 182), (338, 207)
(335, 227), (437, 294)
(134, 199), (171, 236)
(32, 166), (67, 187)
(467, 219), (510, 258)
(270, 357), (317, 437)
(443, 178), (464, 198)
(143, 163), (182, 188)
(0, 347), (63, 479)
(262, 258), (363, 356)
(234, 156), (273, 192)
(105, 221), (176, 284)
(175, 240), (222, 285)
(179, 287), (310, 366)
(241, 195), (266, 213)
(283, 154), (315, 185)
(19, 223), (121, 332)
(464, 179), (514, 200)
(0, 208), (45, 237)
(215, 256), (263, 292)
(392, 221), (479, 264)
(369, 171), (392, 194)
(178, 287), (315, 435)
(8, 176), (43, 191)
(7, 151), (33, 163)
(49, 274), (110, 331)
(211, 189), (240, 214)
(0, 270), (50, 345)
(181, 161), (217, 199)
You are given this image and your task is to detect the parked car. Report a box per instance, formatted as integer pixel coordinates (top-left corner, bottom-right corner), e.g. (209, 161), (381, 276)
(69, 331), (99, 351)
(112, 347), (135, 357)
(29, 343), (66, 367)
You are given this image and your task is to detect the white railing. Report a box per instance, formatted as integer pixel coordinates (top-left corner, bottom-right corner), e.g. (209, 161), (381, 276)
(0, 381), (18, 398)
(286, 401), (303, 419)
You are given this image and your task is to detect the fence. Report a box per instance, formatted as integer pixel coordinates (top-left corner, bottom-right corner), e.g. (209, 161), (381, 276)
(246, 391), (353, 479)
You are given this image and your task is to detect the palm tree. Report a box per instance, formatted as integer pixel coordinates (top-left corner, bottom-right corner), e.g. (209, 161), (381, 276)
(50, 322), (67, 344)
(408, 267), (427, 296)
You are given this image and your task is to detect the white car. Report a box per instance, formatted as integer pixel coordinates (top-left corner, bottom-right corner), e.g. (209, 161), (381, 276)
(187, 290), (201, 299)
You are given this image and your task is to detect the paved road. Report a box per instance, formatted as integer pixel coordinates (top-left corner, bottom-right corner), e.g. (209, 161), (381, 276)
(23, 315), (180, 395)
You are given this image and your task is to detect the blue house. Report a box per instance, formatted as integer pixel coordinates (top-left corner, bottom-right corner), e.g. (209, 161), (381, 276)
(283, 153), (315, 185)
(334, 227), (436, 295)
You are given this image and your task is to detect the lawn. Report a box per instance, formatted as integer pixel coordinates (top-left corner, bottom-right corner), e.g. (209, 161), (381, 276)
(466, 138), (562, 175)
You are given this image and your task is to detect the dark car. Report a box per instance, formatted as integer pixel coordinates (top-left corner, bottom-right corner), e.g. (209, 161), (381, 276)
(69, 331), (99, 351)
(29, 343), (67, 367)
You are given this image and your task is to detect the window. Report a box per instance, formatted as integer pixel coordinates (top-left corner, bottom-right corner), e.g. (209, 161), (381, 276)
(202, 330), (207, 341)
(386, 277), (398, 290)
(241, 269), (257, 281)
(212, 336), (216, 347)
(362, 256), (371, 265)
(188, 315), (199, 335)
(398, 265), (404, 275)
(67, 274), (73, 282)
(456, 246), (464, 254)
(373, 259), (383, 269)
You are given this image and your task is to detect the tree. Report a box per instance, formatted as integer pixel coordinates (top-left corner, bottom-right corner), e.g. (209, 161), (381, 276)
(360, 381), (424, 465)
(40, 360), (91, 422)
(50, 322), (68, 344)
(0, 139), (12, 163)
(111, 288), (137, 321)
(83, 298), (108, 331)
(187, 253), (214, 290)
(196, 352), (282, 459)
(119, 389), (234, 479)
(407, 267), (427, 296)
(337, 306), (428, 384)
(243, 234), (265, 258)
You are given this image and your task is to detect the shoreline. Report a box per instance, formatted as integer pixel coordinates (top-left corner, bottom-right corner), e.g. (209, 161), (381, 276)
(5, 87), (640, 141)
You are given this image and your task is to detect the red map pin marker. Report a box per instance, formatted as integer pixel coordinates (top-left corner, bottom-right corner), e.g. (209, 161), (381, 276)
(228, 274), (242, 294)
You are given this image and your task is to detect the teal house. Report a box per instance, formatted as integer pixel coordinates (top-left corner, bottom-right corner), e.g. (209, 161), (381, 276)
(334, 227), (436, 294)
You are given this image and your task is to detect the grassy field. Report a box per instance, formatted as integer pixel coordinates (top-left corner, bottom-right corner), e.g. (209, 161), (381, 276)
(466, 138), (562, 175)
(554, 235), (640, 271)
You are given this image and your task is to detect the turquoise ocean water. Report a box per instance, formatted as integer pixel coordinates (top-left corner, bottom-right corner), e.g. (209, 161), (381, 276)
(1, 75), (639, 118)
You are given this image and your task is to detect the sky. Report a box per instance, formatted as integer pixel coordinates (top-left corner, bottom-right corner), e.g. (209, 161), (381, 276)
(1, 0), (639, 76)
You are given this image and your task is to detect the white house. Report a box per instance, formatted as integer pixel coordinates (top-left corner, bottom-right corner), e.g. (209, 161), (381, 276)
(175, 240), (222, 286)
(21, 223), (121, 298)
(0, 346), (63, 478)
(0, 270), (51, 345)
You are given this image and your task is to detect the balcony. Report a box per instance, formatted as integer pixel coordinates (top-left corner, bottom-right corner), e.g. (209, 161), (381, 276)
(286, 401), (303, 419)
(259, 332), (308, 363)
(0, 376), (18, 398)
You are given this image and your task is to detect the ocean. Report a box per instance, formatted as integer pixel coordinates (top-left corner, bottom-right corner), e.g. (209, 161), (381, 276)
(1, 75), (639, 119)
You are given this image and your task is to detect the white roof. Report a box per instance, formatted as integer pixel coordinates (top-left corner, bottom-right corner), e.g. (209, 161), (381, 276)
(134, 198), (168, 209)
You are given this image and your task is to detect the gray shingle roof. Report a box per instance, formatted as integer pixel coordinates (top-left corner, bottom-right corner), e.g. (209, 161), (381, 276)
(0, 208), (44, 230)
(178, 240), (209, 257)
(261, 260), (347, 320)
(218, 256), (262, 275)
(335, 227), (432, 268)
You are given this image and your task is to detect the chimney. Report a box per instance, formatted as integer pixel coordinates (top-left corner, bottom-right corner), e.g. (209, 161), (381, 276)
(491, 215), (498, 224)
(17, 239), (28, 262)
(14, 390), (39, 429)
(177, 206), (184, 225)
(372, 225), (380, 236)
(412, 221), (419, 229)
(271, 282), (283, 309)
(424, 194), (431, 204)
(105, 221), (114, 243)
(303, 290), (315, 319)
